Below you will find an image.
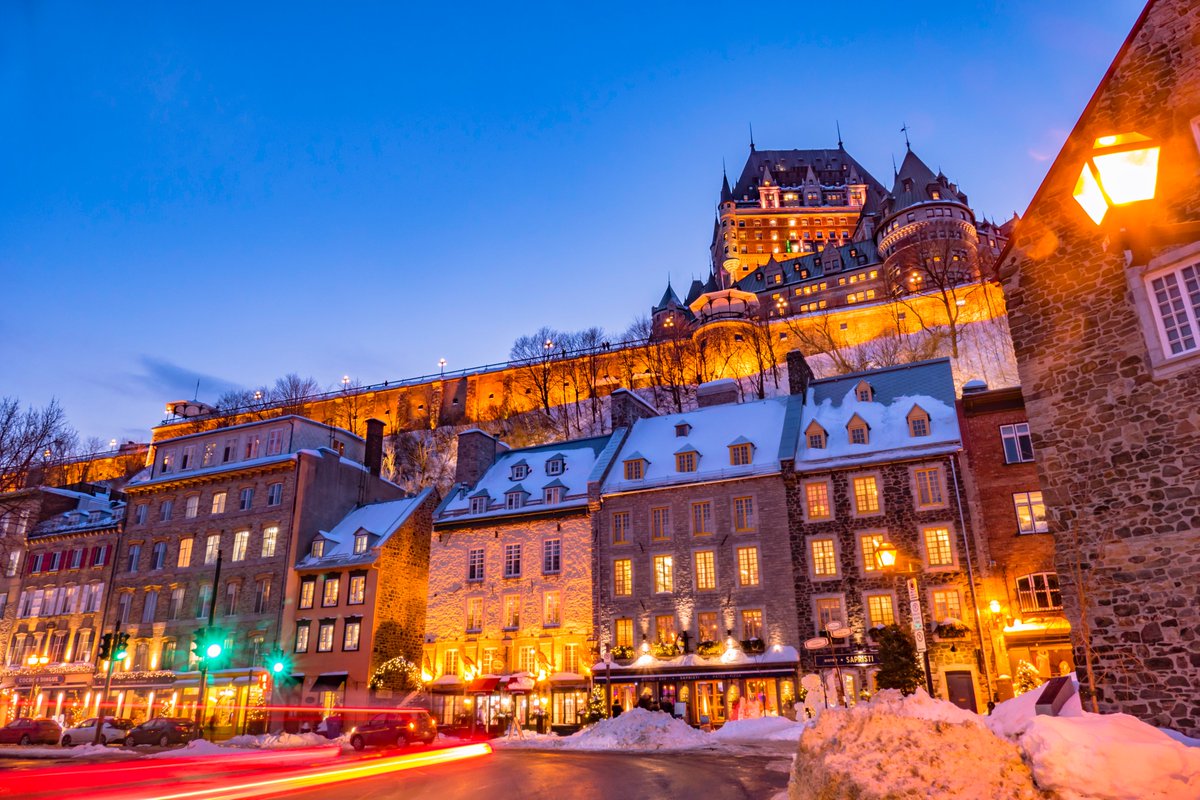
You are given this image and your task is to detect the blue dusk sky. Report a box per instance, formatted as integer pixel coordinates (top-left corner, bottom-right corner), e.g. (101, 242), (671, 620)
(1, 1), (1144, 443)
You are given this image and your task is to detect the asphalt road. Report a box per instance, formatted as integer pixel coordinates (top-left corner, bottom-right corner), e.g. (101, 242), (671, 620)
(281, 749), (790, 800)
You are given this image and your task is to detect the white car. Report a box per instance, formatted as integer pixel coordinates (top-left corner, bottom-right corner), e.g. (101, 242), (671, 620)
(61, 717), (133, 746)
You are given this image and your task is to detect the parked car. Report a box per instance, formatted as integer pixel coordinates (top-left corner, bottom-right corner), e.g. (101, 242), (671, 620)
(123, 717), (200, 748)
(0, 718), (62, 745)
(349, 709), (437, 751)
(61, 717), (133, 746)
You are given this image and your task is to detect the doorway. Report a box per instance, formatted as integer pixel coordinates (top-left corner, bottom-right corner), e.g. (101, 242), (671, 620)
(945, 671), (977, 712)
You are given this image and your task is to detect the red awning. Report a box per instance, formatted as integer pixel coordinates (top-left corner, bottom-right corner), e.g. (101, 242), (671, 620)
(466, 677), (500, 694)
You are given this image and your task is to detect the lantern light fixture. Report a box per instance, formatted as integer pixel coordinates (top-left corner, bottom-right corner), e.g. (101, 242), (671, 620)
(874, 541), (898, 570)
(1073, 132), (1161, 225)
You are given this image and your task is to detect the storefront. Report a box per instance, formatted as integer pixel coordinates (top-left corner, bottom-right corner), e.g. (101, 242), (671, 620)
(2, 668), (96, 725)
(593, 647), (800, 727)
(995, 619), (1074, 700)
(429, 672), (588, 734)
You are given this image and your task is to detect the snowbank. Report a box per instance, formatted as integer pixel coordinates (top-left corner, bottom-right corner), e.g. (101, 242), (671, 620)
(223, 732), (341, 750)
(710, 716), (810, 743)
(146, 739), (231, 758)
(0, 743), (136, 760)
(562, 709), (710, 751)
(789, 690), (1040, 800)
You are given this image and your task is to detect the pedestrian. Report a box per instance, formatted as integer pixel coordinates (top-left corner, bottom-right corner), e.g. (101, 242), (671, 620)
(611, 701), (622, 718)
(207, 714), (217, 740)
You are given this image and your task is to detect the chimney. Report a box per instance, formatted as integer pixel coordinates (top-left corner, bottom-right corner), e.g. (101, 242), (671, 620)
(610, 389), (658, 430)
(696, 379), (739, 408)
(787, 350), (814, 398)
(364, 418), (385, 477)
(454, 429), (501, 487)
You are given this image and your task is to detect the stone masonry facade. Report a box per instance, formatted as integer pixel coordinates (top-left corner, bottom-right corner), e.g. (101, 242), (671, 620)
(1001, 0), (1200, 734)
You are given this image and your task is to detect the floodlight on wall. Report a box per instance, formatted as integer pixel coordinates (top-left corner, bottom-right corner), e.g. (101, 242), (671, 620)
(1073, 132), (1161, 225)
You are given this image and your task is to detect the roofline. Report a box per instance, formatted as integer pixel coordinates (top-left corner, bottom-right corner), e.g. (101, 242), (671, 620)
(151, 414), (366, 447)
(488, 433), (613, 458)
(810, 356), (952, 385)
(434, 503), (589, 530)
(124, 454), (298, 492)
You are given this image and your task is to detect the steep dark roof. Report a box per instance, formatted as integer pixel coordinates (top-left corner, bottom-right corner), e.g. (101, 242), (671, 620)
(720, 171), (733, 203)
(884, 149), (968, 216)
(730, 147), (886, 202)
(653, 282), (684, 313)
(733, 239), (881, 294)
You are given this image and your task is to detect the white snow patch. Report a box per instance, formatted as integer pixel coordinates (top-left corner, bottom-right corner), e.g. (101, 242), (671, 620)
(0, 743), (136, 759)
(222, 732), (341, 750)
(561, 709), (710, 751)
(145, 739), (232, 758)
(710, 716), (810, 743)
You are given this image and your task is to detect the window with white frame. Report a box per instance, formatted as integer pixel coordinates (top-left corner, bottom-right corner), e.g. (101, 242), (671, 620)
(931, 588), (963, 622)
(543, 486), (562, 505)
(317, 621), (335, 652)
(653, 554), (674, 593)
(342, 619), (361, 651)
(353, 533), (369, 554)
(506, 491), (524, 510)
(467, 548), (484, 582)
(466, 597), (483, 632)
(470, 495), (488, 514)
(543, 538), (561, 573)
(347, 574), (365, 605)
(923, 525), (955, 567)
(503, 543), (521, 578)
(810, 538), (838, 577)
(913, 466), (944, 509)
(1146, 259), (1200, 358)
(1000, 423), (1035, 464)
(546, 458), (564, 476)
(267, 483), (283, 506)
(814, 596), (845, 632)
(543, 591), (561, 627)
(261, 526), (278, 558)
(1016, 572), (1062, 612)
(503, 595), (520, 629)
(864, 592), (895, 627)
(184, 496), (200, 519)
(1013, 491), (1049, 533)
(211, 492), (226, 514)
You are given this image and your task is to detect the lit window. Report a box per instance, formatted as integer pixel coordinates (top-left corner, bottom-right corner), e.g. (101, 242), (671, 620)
(655, 614), (677, 644)
(185, 496), (199, 519)
(322, 576), (339, 606)
(932, 589), (963, 622)
(736, 547), (760, 586)
(342, 620), (360, 651)
(741, 609), (763, 640)
(653, 555), (674, 593)
(923, 526), (955, 567)
(231, 530), (249, 562)
(613, 559), (632, 596)
(177, 538), (193, 569)
(852, 476), (880, 514)
(310, 539), (324, 558)
(860, 533), (885, 572)
(811, 538), (838, 577)
(353, 533), (369, 554)
(299, 580), (315, 610)
(466, 597), (483, 632)
(261, 527), (278, 558)
(205, 534), (221, 564)
(615, 618), (634, 648)
(805, 481), (832, 519)
(294, 624), (310, 653)
(211, 492), (226, 515)
(865, 593), (895, 627)
(814, 597), (844, 631)
(348, 575), (365, 605)
(1013, 491), (1049, 533)
(503, 595), (521, 629)
(543, 591), (561, 627)
(694, 551), (716, 591)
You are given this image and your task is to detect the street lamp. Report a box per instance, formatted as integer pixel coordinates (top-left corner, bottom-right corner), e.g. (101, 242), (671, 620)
(26, 654), (49, 715)
(438, 358), (447, 376)
(874, 541), (935, 696)
(1073, 132), (1161, 225)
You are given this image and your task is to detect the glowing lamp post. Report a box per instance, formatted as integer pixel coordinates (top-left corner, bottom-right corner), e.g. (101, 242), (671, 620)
(873, 541), (935, 696)
(1073, 132), (1161, 225)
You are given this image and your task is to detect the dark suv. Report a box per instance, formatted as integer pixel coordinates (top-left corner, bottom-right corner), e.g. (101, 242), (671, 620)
(124, 717), (200, 747)
(349, 710), (437, 751)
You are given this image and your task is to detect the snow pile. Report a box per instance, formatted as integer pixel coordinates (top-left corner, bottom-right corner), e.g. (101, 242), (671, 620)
(0, 743), (136, 760)
(223, 732), (338, 750)
(710, 716), (810, 743)
(68, 743), (137, 758)
(789, 690), (1040, 800)
(986, 689), (1200, 800)
(561, 709), (710, 751)
(146, 739), (231, 758)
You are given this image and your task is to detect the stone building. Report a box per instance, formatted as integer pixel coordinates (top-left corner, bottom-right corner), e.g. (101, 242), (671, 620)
(110, 415), (403, 730)
(594, 382), (803, 725)
(283, 489), (434, 727)
(999, 0), (1200, 735)
(0, 485), (124, 722)
(424, 429), (622, 731)
(957, 383), (1072, 700)
(784, 356), (988, 711)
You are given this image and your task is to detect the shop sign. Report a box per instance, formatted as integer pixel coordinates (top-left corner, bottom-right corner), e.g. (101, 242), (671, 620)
(111, 673), (176, 686)
(15, 674), (66, 687)
(813, 652), (879, 668)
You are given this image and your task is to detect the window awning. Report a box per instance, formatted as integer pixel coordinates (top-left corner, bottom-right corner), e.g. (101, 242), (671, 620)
(310, 672), (348, 691)
(466, 677), (500, 694)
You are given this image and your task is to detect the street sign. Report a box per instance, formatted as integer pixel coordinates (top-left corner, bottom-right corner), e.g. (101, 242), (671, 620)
(830, 628), (853, 639)
(907, 577), (927, 653)
(813, 651), (879, 668)
(804, 636), (831, 650)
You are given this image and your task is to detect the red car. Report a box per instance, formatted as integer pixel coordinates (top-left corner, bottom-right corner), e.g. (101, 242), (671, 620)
(0, 717), (63, 745)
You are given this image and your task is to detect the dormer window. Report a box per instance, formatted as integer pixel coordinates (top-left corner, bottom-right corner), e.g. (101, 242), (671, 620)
(675, 447), (698, 473)
(510, 462), (529, 481)
(469, 495), (488, 515)
(931, 190), (941, 200)
(847, 414), (870, 445)
(623, 456), (647, 480)
(674, 422), (691, 438)
(545, 456), (564, 476)
(806, 421), (827, 450)
(907, 405), (932, 437)
(311, 539), (325, 558)
(505, 490), (525, 510)
(544, 486), (562, 505)
(855, 380), (874, 402)
(728, 438), (753, 466)
(353, 533), (369, 555)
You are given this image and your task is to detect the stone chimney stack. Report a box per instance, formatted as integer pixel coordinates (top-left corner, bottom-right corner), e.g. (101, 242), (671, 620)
(364, 418), (385, 477)
(787, 350), (814, 398)
(610, 389), (658, 430)
(454, 429), (501, 487)
(696, 379), (740, 408)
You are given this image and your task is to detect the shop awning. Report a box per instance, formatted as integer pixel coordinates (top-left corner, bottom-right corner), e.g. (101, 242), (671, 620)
(599, 666), (798, 682)
(466, 677), (500, 694)
(310, 672), (348, 691)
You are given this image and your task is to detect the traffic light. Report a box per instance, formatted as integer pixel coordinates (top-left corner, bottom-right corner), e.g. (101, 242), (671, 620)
(264, 648), (289, 677)
(98, 633), (113, 661)
(113, 633), (130, 661)
(191, 627), (208, 662)
(191, 627), (227, 666)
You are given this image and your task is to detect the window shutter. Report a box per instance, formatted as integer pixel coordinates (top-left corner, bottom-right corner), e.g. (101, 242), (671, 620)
(26, 554), (34, 575)
(88, 547), (98, 567)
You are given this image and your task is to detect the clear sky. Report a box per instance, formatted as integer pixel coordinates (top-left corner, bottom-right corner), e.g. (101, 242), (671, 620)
(0, 1), (1144, 443)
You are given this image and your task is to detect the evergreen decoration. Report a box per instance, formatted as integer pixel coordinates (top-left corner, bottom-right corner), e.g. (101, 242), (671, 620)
(873, 624), (925, 695)
(582, 687), (607, 724)
(741, 638), (766, 655)
(934, 621), (971, 639)
(369, 656), (424, 692)
(652, 641), (681, 659)
(1013, 659), (1043, 695)
(696, 641), (722, 658)
(609, 645), (635, 662)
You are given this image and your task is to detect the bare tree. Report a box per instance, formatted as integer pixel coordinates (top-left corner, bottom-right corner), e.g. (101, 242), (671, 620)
(509, 327), (566, 417)
(384, 427), (458, 496)
(0, 398), (77, 495)
(631, 315), (694, 414)
(271, 373), (322, 416)
(888, 235), (983, 359)
(742, 315), (785, 400)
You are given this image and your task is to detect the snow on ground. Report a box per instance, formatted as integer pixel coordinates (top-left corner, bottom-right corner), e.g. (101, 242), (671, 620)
(223, 732), (343, 750)
(0, 743), (136, 759)
(710, 716), (810, 743)
(494, 708), (714, 752)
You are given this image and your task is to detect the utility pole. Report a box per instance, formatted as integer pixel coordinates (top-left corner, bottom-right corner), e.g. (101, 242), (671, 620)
(195, 550), (223, 732)
(92, 622), (122, 746)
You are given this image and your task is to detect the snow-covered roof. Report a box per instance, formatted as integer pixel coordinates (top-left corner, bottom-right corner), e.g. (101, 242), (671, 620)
(796, 359), (961, 470)
(603, 396), (804, 493)
(296, 489), (432, 569)
(126, 453), (298, 490)
(437, 434), (615, 524)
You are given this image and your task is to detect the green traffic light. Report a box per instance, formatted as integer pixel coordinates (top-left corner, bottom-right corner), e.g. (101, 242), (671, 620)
(205, 643), (222, 659)
(271, 660), (284, 674)
(113, 648), (128, 660)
